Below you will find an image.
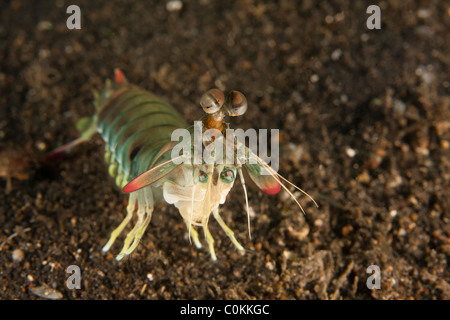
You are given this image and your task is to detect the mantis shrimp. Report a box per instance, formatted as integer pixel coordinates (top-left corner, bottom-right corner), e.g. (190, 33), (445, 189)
(48, 69), (317, 261)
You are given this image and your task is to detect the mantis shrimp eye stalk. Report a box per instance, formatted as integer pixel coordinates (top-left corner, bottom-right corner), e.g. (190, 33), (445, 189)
(200, 88), (225, 114)
(226, 90), (247, 116)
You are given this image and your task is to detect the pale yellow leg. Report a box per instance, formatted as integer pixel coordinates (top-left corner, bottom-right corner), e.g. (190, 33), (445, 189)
(118, 188), (154, 260)
(124, 208), (152, 255)
(116, 212), (144, 260)
(116, 190), (147, 261)
(102, 192), (138, 253)
(186, 223), (201, 249)
(202, 217), (217, 261)
(213, 208), (244, 251)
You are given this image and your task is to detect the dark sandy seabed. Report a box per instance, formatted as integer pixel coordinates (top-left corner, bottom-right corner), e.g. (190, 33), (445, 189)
(0, 0), (449, 300)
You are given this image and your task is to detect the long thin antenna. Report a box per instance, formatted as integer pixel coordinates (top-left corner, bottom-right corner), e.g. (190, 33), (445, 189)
(237, 166), (251, 239)
(189, 167), (198, 244)
(251, 153), (319, 209)
(250, 156), (307, 215)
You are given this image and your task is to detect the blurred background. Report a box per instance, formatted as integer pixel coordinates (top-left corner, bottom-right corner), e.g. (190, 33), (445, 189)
(0, 0), (449, 299)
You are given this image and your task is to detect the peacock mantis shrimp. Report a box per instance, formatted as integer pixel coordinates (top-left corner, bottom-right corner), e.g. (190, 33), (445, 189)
(48, 69), (317, 261)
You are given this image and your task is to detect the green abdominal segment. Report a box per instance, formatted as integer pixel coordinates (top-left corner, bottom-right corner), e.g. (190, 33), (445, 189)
(97, 85), (187, 189)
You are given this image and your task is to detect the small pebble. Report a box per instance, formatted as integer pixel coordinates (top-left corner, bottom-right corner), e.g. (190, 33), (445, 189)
(310, 74), (319, 83)
(416, 8), (431, 19)
(393, 99), (406, 113)
(331, 48), (342, 61)
(166, 0), (183, 12)
(37, 21), (53, 31)
(265, 261), (275, 271)
(30, 285), (63, 300)
(389, 210), (398, 218)
(342, 225), (353, 236)
(12, 249), (25, 262)
(346, 147), (356, 158)
(356, 170), (370, 184)
(36, 141), (47, 151)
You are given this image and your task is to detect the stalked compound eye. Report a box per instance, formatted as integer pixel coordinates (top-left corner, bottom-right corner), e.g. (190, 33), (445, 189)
(220, 168), (235, 183)
(198, 170), (208, 183)
(200, 88), (225, 114)
(227, 90), (247, 116)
